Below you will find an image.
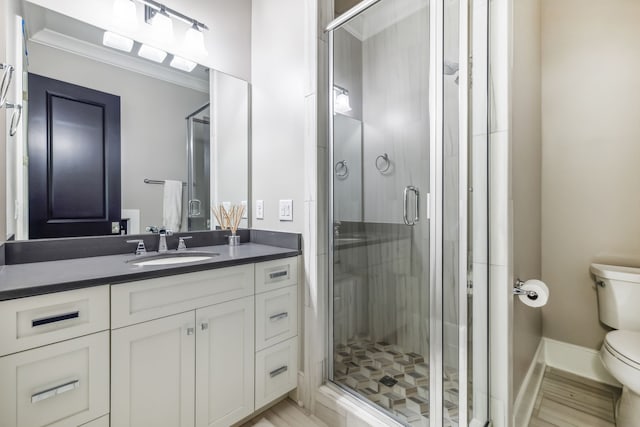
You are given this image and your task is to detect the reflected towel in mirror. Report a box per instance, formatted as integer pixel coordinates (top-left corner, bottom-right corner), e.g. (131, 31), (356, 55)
(163, 180), (183, 231)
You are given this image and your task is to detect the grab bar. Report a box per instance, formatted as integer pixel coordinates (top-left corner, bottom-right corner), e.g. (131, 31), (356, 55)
(144, 178), (187, 186)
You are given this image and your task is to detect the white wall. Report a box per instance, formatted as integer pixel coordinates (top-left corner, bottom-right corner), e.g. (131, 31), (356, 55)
(251, 0), (305, 232)
(541, 0), (640, 350)
(24, 0), (251, 81)
(211, 70), (249, 228)
(512, 0), (542, 398)
(28, 42), (208, 231)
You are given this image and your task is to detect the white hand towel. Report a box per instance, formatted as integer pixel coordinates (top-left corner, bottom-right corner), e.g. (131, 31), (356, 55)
(163, 180), (182, 231)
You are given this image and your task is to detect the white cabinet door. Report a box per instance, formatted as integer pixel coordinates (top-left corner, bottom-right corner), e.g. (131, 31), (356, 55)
(195, 297), (254, 427)
(111, 312), (195, 427)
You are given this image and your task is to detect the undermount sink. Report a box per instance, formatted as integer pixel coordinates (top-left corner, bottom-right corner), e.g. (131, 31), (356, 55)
(127, 251), (220, 266)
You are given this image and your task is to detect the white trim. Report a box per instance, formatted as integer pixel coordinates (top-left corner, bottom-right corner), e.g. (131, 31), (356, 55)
(513, 339), (546, 427)
(543, 337), (621, 387)
(29, 29), (209, 93)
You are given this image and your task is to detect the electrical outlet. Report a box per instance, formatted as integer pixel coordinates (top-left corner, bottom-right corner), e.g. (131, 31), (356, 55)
(279, 199), (293, 221)
(241, 201), (248, 219)
(256, 200), (264, 220)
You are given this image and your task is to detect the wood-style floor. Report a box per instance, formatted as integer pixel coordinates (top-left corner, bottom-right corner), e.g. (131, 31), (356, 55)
(529, 367), (621, 427)
(241, 399), (328, 427)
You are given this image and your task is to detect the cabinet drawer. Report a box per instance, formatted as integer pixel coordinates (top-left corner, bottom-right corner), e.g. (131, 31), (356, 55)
(255, 286), (298, 351)
(111, 264), (254, 328)
(255, 257), (298, 294)
(0, 331), (109, 427)
(255, 336), (298, 409)
(0, 286), (110, 356)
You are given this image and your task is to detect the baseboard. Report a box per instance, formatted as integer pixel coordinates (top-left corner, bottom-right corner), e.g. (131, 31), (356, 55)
(543, 337), (621, 387)
(513, 338), (546, 427)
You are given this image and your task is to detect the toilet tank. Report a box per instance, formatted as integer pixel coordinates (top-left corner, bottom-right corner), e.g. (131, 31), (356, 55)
(591, 263), (640, 330)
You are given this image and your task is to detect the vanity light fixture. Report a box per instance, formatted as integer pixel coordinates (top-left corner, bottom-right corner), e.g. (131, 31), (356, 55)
(170, 55), (197, 72)
(333, 85), (352, 114)
(183, 23), (208, 59)
(102, 31), (134, 52)
(138, 44), (167, 63)
(145, 5), (173, 43)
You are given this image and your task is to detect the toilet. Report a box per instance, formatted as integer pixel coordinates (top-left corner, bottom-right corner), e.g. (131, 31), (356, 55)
(591, 263), (640, 427)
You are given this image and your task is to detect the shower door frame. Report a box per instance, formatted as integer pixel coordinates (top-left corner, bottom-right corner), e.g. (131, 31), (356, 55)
(186, 102), (210, 231)
(326, 0), (483, 425)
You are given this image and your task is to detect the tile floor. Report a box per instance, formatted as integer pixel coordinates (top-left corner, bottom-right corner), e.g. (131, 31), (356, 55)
(333, 339), (460, 427)
(529, 367), (621, 427)
(241, 399), (327, 427)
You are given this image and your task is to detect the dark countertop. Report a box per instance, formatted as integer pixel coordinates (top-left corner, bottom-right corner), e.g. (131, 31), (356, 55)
(0, 243), (300, 301)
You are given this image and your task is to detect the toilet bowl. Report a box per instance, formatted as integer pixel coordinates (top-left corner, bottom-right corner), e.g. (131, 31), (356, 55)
(590, 263), (640, 426)
(600, 330), (640, 427)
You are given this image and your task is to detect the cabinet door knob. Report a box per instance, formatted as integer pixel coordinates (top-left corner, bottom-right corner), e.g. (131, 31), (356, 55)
(186, 327), (195, 335)
(200, 322), (208, 331)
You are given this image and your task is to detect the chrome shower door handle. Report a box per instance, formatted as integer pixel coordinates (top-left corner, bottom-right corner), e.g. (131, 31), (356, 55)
(189, 199), (201, 216)
(403, 186), (420, 226)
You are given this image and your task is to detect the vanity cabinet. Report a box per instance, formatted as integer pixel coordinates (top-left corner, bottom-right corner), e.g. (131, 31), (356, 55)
(111, 296), (255, 427)
(0, 287), (110, 427)
(0, 255), (299, 427)
(110, 263), (264, 427)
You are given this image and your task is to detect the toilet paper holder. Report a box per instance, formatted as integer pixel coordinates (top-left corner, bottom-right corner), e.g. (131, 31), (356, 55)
(513, 279), (539, 300)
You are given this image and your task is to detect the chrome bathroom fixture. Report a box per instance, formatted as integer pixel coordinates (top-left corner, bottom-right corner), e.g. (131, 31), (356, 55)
(513, 278), (539, 299)
(5, 103), (22, 136)
(334, 160), (349, 178)
(375, 153), (391, 173)
(0, 63), (14, 108)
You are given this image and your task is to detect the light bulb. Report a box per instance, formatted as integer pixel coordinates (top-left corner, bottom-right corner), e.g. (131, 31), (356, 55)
(112, 0), (137, 31)
(138, 44), (167, 63)
(103, 31), (134, 52)
(170, 56), (197, 72)
(183, 24), (208, 59)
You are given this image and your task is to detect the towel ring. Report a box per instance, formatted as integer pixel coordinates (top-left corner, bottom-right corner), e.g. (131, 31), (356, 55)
(375, 153), (391, 173)
(6, 103), (21, 136)
(334, 160), (349, 178)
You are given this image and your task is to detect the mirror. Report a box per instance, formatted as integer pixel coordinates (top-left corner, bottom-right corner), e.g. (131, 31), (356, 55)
(6, 1), (250, 240)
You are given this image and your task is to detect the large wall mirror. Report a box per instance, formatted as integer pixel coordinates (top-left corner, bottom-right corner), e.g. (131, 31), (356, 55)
(6, 1), (250, 240)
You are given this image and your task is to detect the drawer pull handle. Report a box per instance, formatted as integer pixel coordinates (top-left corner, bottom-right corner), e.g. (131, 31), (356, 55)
(31, 379), (79, 403)
(269, 270), (288, 280)
(269, 312), (289, 321)
(32, 311), (79, 327)
(269, 365), (288, 378)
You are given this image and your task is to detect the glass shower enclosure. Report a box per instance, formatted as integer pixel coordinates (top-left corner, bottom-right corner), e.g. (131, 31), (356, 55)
(328, 0), (489, 425)
(186, 103), (211, 231)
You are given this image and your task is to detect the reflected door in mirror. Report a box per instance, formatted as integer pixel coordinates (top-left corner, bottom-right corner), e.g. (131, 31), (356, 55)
(28, 73), (121, 239)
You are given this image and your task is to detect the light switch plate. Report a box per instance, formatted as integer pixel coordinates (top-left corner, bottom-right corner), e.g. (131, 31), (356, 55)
(279, 199), (293, 221)
(256, 200), (264, 220)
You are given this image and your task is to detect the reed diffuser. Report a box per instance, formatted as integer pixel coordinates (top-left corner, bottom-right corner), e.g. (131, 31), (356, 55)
(212, 204), (245, 246)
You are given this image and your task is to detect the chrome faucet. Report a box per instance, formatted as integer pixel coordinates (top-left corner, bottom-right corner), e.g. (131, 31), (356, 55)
(146, 226), (173, 253)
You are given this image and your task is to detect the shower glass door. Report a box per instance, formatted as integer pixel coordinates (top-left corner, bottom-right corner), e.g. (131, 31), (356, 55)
(187, 103), (211, 231)
(328, 0), (489, 425)
(330, 0), (432, 424)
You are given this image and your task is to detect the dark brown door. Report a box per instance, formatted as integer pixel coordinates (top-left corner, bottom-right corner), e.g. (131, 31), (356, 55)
(28, 73), (121, 239)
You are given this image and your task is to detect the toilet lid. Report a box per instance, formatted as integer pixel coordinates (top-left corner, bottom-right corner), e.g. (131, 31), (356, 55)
(605, 330), (640, 370)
